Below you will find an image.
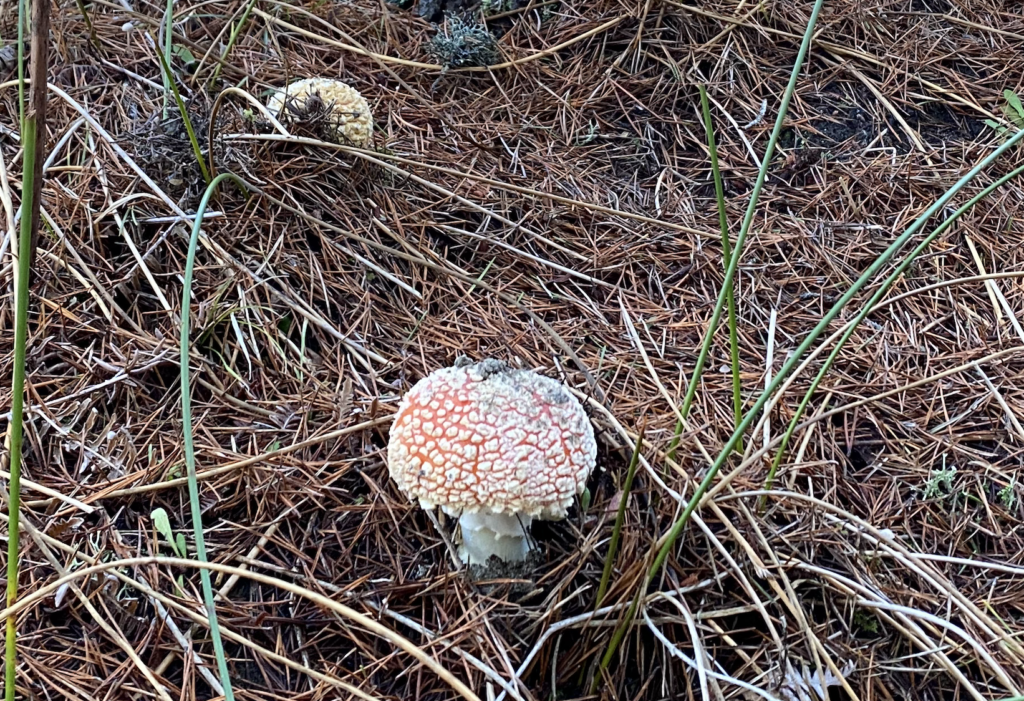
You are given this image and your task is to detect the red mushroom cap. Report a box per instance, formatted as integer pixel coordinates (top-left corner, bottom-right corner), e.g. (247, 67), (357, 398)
(387, 359), (597, 519)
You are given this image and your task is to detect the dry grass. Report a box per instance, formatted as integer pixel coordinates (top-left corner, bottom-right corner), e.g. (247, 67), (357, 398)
(1, 0), (1024, 698)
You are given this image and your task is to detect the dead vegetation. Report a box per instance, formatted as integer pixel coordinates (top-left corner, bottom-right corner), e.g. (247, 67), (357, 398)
(1, 0), (1024, 699)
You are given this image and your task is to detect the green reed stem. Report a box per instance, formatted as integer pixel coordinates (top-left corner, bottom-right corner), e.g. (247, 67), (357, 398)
(210, 0), (258, 86)
(760, 160), (1024, 508)
(595, 426), (645, 609)
(6, 0), (49, 696)
(665, 0), (823, 463)
(651, 112), (1024, 595)
(74, 0), (100, 52)
(181, 172), (251, 701)
(156, 48), (212, 184)
(3, 117), (36, 701)
(601, 97), (1024, 699)
(595, 0), (824, 687)
(699, 84), (743, 450)
(162, 0), (173, 119)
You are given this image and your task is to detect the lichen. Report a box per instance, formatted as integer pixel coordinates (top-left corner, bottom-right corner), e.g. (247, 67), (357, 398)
(426, 16), (500, 69)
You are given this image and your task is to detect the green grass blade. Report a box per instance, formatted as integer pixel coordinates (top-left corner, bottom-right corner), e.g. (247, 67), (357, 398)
(155, 48), (212, 184)
(665, 0), (824, 462)
(596, 0), (820, 682)
(162, 0), (174, 119)
(181, 172), (250, 701)
(589, 586), (643, 693)
(6, 0), (48, 693)
(595, 426), (645, 609)
(760, 161), (1024, 507)
(699, 83), (742, 450)
(209, 0), (258, 86)
(610, 115), (1024, 698)
(4, 117), (36, 701)
(16, 0), (26, 127)
(73, 0), (101, 52)
(651, 121), (1024, 582)
(1004, 90), (1023, 121)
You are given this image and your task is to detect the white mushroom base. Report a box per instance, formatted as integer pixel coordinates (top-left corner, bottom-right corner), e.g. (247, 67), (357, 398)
(458, 511), (534, 564)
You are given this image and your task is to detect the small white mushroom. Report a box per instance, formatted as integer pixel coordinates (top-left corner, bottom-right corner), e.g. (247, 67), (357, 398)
(387, 359), (597, 564)
(266, 77), (373, 147)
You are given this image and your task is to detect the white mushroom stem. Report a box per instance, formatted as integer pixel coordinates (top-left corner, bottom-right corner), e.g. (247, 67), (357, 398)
(458, 511), (534, 564)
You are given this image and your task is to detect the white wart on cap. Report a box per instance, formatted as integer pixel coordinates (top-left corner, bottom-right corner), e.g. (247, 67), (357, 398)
(387, 359), (597, 564)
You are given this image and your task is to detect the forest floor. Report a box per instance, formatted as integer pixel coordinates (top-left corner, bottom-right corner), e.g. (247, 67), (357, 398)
(1, 0), (1024, 699)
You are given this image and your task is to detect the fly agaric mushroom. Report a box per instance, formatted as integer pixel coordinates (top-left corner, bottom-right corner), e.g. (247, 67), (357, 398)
(266, 78), (374, 147)
(387, 359), (597, 564)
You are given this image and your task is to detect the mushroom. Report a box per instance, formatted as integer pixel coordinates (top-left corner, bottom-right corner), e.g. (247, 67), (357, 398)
(266, 78), (374, 147)
(387, 359), (597, 564)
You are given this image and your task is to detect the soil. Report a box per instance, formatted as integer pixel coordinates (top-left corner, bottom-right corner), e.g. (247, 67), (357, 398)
(786, 84), (984, 155)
